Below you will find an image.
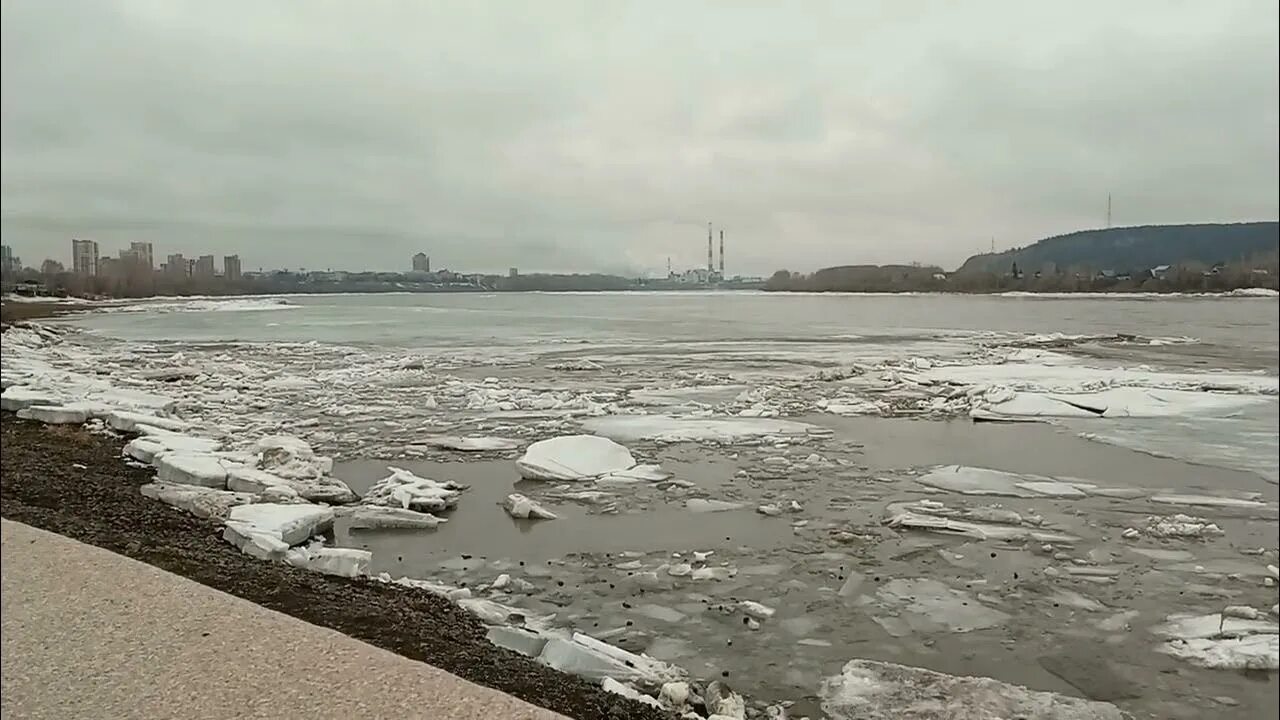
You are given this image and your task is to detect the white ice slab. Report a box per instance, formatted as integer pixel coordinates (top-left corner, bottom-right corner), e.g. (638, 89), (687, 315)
(346, 506), (445, 529)
(1150, 494), (1269, 510)
(0, 386), (63, 411)
(154, 452), (229, 489)
(915, 465), (1097, 499)
(1152, 611), (1280, 670)
(420, 436), (522, 452)
(686, 499), (748, 513)
(103, 410), (188, 433)
(254, 434), (333, 480)
(538, 632), (683, 686)
(580, 414), (818, 443)
(820, 659), (1125, 720)
(226, 466), (356, 505)
(516, 435), (638, 481)
(602, 678), (663, 709)
(16, 402), (101, 424)
(283, 544), (371, 578)
(140, 481), (256, 519)
(503, 493), (557, 520)
(225, 503), (335, 547)
(362, 466), (463, 512)
(885, 510), (1079, 543)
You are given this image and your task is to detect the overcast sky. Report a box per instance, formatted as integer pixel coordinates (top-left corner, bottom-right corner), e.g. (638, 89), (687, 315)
(3, 1), (1277, 275)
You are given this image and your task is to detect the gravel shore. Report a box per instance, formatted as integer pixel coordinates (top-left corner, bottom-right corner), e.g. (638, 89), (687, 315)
(0, 413), (668, 720)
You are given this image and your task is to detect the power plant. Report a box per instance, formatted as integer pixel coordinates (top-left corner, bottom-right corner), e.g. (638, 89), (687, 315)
(665, 221), (729, 286)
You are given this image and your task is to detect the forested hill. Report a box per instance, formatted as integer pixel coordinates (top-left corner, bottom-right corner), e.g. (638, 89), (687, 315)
(957, 222), (1279, 274)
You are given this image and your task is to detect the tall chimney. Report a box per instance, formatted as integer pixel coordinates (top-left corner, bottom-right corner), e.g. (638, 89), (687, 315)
(707, 222), (713, 273)
(719, 230), (724, 276)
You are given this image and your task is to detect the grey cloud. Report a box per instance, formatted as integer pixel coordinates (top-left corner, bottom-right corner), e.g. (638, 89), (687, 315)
(3, 0), (1276, 275)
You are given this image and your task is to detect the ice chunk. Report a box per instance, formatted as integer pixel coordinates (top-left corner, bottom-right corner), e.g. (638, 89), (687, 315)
(597, 464), (671, 483)
(602, 678), (663, 709)
(226, 503), (335, 547)
(140, 481), (255, 519)
(686, 498), (747, 513)
(420, 436), (522, 452)
(984, 387), (1273, 420)
(1144, 514), (1224, 539)
(103, 410), (188, 433)
(225, 466), (356, 505)
(581, 414), (817, 443)
(704, 681), (747, 719)
(757, 504), (783, 516)
(254, 435), (333, 480)
(634, 604), (686, 623)
(154, 452), (229, 489)
(739, 600), (776, 619)
(660, 681), (690, 707)
(132, 426), (221, 456)
(502, 493), (557, 520)
(884, 507), (1078, 543)
(915, 465), (1076, 498)
(283, 544), (371, 578)
(0, 386), (63, 411)
(873, 578), (1011, 634)
(362, 466), (463, 512)
(346, 506), (444, 530)
(222, 522), (291, 561)
(16, 403), (97, 424)
(516, 435), (638, 481)
(537, 632), (683, 686)
(1150, 494), (1269, 510)
(486, 626), (550, 657)
(820, 659), (1125, 720)
(1159, 635), (1279, 670)
(1151, 612), (1279, 640)
(86, 387), (175, 413)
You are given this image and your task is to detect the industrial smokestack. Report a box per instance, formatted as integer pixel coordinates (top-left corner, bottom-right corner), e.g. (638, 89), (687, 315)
(707, 222), (713, 273)
(719, 230), (724, 276)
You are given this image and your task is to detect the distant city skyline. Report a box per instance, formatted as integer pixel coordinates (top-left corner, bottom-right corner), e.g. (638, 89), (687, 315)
(2, 2), (1277, 276)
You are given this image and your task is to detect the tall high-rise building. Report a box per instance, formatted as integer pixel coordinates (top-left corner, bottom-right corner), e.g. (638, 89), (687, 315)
(129, 242), (154, 270)
(72, 238), (99, 275)
(0, 245), (19, 277)
(194, 255), (216, 277)
(224, 255), (242, 281)
(165, 253), (188, 276)
(412, 252), (431, 273)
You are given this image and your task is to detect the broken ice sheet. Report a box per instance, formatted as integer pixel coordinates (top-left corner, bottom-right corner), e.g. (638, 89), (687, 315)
(863, 578), (1010, 635)
(820, 658), (1125, 720)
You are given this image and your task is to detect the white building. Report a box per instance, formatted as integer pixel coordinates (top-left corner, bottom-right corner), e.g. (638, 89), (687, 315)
(71, 238), (99, 276)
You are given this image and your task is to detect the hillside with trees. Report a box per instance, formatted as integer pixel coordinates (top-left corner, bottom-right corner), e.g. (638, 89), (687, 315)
(956, 222), (1278, 276)
(765, 222), (1279, 293)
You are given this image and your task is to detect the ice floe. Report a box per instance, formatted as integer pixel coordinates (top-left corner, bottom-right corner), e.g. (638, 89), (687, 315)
(978, 387), (1274, 420)
(140, 481), (256, 519)
(283, 542), (371, 578)
(154, 452), (229, 489)
(224, 503), (335, 548)
(502, 493), (558, 520)
(361, 466), (463, 512)
(419, 435), (522, 452)
(1152, 612), (1280, 670)
(537, 632), (684, 686)
(1143, 514), (1225, 539)
(820, 659), (1125, 720)
(580, 414), (818, 443)
(515, 434), (662, 482)
(345, 506), (445, 530)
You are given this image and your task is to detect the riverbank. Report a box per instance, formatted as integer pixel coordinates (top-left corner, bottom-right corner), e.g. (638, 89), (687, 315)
(0, 413), (666, 720)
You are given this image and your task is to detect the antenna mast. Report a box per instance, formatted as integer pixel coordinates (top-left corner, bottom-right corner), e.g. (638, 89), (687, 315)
(1106, 193), (1112, 228)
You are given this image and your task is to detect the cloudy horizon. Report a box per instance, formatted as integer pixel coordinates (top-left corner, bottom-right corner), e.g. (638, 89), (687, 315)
(3, 1), (1277, 276)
